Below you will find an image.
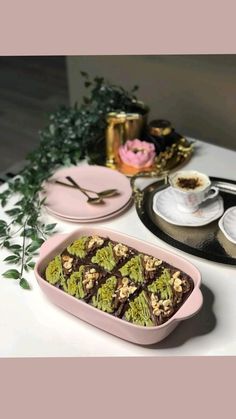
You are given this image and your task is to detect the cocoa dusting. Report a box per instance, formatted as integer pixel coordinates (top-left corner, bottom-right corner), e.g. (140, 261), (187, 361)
(177, 176), (201, 190)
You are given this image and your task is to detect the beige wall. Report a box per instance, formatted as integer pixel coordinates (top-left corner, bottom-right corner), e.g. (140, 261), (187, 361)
(66, 55), (236, 150)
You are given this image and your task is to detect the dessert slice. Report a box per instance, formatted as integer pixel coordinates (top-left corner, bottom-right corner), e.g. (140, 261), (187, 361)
(91, 241), (134, 273)
(124, 269), (194, 327)
(91, 276), (139, 316)
(146, 268), (193, 325)
(91, 276), (118, 314)
(67, 265), (106, 301)
(119, 254), (144, 284)
(45, 255), (68, 292)
(66, 235), (105, 261)
(124, 290), (155, 327)
(168, 269), (192, 305)
(119, 253), (163, 284)
(148, 293), (174, 326)
(142, 254), (163, 282)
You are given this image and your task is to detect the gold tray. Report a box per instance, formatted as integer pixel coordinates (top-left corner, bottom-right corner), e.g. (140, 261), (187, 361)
(112, 137), (194, 178)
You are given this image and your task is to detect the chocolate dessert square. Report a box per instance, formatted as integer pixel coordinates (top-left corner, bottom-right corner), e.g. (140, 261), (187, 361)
(90, 275), (140, 317)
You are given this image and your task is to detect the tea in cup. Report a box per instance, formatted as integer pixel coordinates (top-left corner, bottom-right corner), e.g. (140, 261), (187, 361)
(169, 170), (219, 213)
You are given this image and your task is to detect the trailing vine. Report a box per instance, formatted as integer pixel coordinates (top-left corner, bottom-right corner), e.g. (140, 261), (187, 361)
(0, 72), (140, 289)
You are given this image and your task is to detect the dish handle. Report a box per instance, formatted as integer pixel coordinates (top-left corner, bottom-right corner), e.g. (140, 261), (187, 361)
(39, 233), (68, 258)
(130, 171), (169, 209)
(174, 288), (203, 321)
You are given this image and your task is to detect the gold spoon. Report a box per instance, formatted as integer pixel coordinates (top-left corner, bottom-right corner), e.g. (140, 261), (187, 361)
(54, 179), (119, 198)
(65, 176), (104, 205)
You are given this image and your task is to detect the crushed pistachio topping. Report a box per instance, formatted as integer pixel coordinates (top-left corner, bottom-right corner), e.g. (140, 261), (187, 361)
(116, 277), (137, 300)
(147, 269), (173, 300)
(45, 255), (64, 285)
(60, 276), (68, 292)
(67, 236), (88, 258)
(67, 266), (86, 299)
(119, 255), (144, 283)
(143, 255), (162, 272)
(113, 243), (129, 258)
(92, 276), (117, 313)
(91, 243), (116, 272)
(87, 235), (104, 250)
(150, 293), (173, 317)
(125, 291), (154, 327)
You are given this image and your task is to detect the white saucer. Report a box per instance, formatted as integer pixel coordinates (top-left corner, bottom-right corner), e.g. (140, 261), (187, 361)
(153, 187), (224, 227)
(218, 207), (236, 244)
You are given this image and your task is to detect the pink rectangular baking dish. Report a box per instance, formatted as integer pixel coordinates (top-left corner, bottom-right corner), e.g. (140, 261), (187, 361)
(34, 227), (203, 345)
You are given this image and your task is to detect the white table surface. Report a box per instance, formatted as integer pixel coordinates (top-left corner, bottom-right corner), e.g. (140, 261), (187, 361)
(1, 140), (236, 357)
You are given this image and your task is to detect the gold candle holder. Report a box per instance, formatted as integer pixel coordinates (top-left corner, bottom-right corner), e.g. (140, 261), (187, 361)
(105, 103), (149, 169)
(105, 112), (126, 169)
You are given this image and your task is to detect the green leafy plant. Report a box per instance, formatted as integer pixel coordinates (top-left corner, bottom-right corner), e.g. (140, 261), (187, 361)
(0, 73), (140, 289)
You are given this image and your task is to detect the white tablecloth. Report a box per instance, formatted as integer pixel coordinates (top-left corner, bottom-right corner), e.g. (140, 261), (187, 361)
(1, 140), (236, 357)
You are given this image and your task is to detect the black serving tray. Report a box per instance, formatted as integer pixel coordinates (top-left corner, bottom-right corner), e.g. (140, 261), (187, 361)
(135, 176), (236, 265)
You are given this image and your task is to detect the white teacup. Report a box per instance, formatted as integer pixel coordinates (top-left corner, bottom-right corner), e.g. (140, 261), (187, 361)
(169, 170), (219, 213)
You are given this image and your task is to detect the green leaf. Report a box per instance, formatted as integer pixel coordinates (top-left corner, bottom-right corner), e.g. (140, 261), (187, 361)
(1, 199), (7, 207)
(20, 278), (30, 290)
(21, 228), (37, 238)
(3, 240), (10, 248)
(94, 76), (104, 84)
(2, 269), (20, 279)
(40, 197), (47, 205)
(26, 239), (44, 253)
(27, 262), (35, 269)
(45, 223), (57, 232)
(132, 85), (139, 92)
(80, 71), (88, 77)
(9, 244), (21, 251)
(0, 230), (7, 238)
(5, 208), (22, 217)
(3, 255), (20, 262)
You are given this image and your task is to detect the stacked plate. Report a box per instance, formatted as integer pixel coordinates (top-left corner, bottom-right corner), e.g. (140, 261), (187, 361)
(42, 165), (133, 223)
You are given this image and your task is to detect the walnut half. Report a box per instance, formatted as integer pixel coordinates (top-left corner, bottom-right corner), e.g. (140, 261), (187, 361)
(62, 255), (73, 270)
(117, 277), (137, 299)
(87, 236), (104, 250)
(113, 243), (129, 258)
(143, 255), (162, 272)
(83, 268), (100, 290)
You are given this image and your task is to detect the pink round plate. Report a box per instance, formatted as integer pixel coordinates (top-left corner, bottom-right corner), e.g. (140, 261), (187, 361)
(42, 165), (132, 220)
(45, 197), (133, 223)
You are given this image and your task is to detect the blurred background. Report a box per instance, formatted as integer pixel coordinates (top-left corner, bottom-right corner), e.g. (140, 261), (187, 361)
(0, 55), (235, 177)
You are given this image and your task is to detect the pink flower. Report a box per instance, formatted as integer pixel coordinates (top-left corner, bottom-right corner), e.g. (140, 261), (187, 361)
(119, 139), (156, 169)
